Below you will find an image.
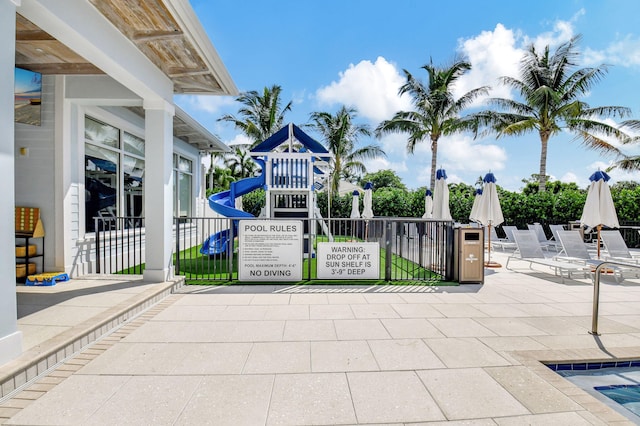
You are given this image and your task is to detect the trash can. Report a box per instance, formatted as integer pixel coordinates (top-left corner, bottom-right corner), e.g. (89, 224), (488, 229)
(455, 227), (484, 284)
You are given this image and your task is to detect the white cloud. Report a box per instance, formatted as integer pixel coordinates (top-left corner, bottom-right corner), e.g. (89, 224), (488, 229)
(431, 135), (508, 173)
(584, 34), (640, 67)
(456, 24), (524, 101)
(559, 171), (580, 184)
(455, 15), (580, 103)
(527, 10), (581, 51)
(444, 172), (465, 185)
(364, 157), (408, 174)
(315, 56), (412, 122)
(377, 133), (411, 156)
(292, 89), (307, 105)
(226, 134), (252, 146)
(180, 95), (236, 114)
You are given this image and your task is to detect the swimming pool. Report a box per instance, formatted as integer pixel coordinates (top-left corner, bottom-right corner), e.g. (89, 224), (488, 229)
(547, 360), (640, 423)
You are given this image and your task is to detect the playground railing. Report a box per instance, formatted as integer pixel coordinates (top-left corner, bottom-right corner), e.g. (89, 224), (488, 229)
(94, 216), (455, 283)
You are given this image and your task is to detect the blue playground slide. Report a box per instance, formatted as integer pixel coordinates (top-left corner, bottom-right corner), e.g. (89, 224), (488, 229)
(200, 159), (265, 255)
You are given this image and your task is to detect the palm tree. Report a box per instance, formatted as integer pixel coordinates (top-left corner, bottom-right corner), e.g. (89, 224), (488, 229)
(476, 35), (634, 192)
(218, 85), (292, 147)
(375, 59), (489, 190)
(224, 147), (258, 178)
(207, 165), (235, 194)
(309, 106), (385, 193)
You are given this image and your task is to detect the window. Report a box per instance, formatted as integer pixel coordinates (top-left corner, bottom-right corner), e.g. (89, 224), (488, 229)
(174, 154), (193, 218)
(85, 116), (145, 232)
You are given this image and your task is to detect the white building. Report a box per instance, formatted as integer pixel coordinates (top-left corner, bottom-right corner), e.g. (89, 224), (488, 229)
(1, 0), (237, 366)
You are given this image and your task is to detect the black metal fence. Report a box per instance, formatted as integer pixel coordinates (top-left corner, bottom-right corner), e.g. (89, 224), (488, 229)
(95, 216), (455, 282)
(93, 216), (640, 281)
(95, 216), (146, 274)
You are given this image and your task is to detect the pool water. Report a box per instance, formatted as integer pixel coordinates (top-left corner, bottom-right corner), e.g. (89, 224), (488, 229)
(547, 361), (640, 423)
(595, 384), (640, 417)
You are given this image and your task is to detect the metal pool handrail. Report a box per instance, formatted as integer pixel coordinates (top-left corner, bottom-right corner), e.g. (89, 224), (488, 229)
(590, 260), (640, 335)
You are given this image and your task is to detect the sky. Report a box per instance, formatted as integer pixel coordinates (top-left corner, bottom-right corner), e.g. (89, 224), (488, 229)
(175, 0), (640, 192)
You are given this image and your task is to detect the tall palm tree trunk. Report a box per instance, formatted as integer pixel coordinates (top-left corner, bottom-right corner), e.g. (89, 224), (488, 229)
(430, 136), (439, 190)
(538, 132), (550, 192)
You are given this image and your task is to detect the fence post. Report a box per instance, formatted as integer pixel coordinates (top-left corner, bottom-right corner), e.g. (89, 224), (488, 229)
(228, 218), (235, 282)
(95, 217), (101, 274)
(385, 219), (392, 281)
(175, 217), (180, 275)
(445, 222), (455, 281)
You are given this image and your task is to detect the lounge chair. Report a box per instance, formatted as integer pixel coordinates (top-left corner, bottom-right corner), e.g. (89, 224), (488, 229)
(600, 230), (640, 264)
(506, 230), (592, 282)
(555, 230), (625, 283)
(488, 226), (516, 251)
(549, 224), (566, 242)
(493, 225), (519, 252)
(527, 223), (561, 252)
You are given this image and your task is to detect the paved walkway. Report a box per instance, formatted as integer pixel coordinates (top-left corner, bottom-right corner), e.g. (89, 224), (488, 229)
(2, 251), (640, 425)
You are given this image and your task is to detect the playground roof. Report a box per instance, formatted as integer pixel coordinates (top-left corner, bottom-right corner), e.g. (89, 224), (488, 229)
(251, 124), (329, 156)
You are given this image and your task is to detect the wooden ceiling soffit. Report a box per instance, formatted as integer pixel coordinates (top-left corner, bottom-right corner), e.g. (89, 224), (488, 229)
(89, 0), (221, 93)
(15, 14), (102, 75)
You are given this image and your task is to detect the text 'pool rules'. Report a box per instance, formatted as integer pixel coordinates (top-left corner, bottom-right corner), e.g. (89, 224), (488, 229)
(238, 220), (303, 281)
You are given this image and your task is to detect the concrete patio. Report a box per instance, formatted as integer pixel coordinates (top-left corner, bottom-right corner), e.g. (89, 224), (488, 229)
(2, 250), (640, 425)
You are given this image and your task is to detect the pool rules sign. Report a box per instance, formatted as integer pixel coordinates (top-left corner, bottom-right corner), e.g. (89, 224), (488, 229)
(317, 242), (380, 279)
(238, 220), (302, 281)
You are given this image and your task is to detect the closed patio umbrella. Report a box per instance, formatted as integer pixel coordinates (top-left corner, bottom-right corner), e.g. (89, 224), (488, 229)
(580, 170), (619, 258)
(469, 188), (482, 223)
(475, 172), (504, 267)
(422, 189), (433, 219)
(432, 169), (452, 220)
(361, 182), (374, 219)
(350, 189), (360, 241)
(350, 190), (360, 219)
(362, 182), (374, 239)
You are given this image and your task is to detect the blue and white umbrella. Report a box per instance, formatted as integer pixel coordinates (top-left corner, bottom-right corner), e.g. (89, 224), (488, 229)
(475, 173), (504, 228)
(580, 170), (619, 258)
(432, 169), (452, 220)
(350, 190), (360, 219)
(475, 172), (504, 267)
(361, 182), (374, 219)
(422, 189), (433, 219)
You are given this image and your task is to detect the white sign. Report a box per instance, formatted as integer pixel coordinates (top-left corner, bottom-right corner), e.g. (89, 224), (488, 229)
(238, 220), (302, 281)
(317, 242), (380, 279)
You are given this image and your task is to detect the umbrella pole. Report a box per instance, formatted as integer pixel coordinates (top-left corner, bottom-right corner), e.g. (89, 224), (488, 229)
(597, 224), (601, 259)
(485, 223), (502, 268)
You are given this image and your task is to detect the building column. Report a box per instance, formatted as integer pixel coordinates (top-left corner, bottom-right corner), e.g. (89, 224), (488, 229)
(0, 0), (23, 365)
(143, 99), (175, 282)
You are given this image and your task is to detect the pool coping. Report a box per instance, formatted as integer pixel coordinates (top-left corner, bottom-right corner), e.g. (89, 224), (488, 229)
(510, 347), (640, 424)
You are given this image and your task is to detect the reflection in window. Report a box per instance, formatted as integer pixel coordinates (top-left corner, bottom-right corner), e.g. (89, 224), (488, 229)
(85, 144), (119, 231)
(174, 155), (193, 218)
(123, 131), (145, 156)
(85, 116), (145, 232)
(123, 155), (144, 218)
(85, 116), (119, 148)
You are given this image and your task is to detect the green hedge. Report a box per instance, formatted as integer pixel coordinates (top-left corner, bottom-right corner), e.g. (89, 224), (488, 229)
(242, 183), (640, 226)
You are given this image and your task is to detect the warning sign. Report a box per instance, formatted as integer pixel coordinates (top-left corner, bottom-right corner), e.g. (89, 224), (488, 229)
(317, 242), (379, 279)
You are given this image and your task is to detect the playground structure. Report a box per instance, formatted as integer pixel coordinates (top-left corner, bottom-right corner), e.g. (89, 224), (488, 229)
(201, 123), (331, 256)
